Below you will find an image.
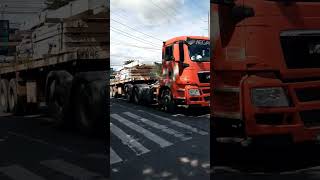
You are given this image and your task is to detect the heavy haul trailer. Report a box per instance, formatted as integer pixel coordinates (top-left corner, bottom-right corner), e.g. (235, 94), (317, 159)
(112, 36), (211, 112)
(0, 0), (109, 134)
(211, 0), (320, 145)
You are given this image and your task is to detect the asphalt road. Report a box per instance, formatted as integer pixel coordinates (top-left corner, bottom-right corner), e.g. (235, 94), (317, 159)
(0, 112), (108, 180)
(110, 98), (210, 180)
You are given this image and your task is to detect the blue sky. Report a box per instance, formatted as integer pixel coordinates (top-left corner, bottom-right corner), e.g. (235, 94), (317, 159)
(110, 0), (209, 70)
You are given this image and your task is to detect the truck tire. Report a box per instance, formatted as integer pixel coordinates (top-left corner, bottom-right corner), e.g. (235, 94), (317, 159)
(74, 80), (106, 135)
(125, 84), (133, 102)
(161, 89), (175, 113)
(133, 88), (140, 104)
(8, 79), (25, 114)
(46, 71), (73, 127)
(0, 79), (9, 112)
(71, 72), (106, 135)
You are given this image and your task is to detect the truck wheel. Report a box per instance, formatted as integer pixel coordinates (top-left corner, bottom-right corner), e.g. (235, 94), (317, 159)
(161, 89), (175, 113)
(8, 79), (25, 114)
(74, 80), (106, 135)
(133, 88), (140, 104)
(47, 71), (73, 127)
(0, 79), (9, 112)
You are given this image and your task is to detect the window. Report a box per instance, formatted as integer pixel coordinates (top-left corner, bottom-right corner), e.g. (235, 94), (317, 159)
(165, 46), (174, 61)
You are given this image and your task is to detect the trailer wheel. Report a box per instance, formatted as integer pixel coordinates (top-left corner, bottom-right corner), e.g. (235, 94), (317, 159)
(161, 89), (175, 113)
(0, 79), (9, 112)
(8, 79), (25, 114)
(133, 88), (140, 104)
(74, 80), (106, 135)
(47, 71), (73, 127)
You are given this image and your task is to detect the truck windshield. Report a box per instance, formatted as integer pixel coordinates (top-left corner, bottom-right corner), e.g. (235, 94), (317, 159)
(187, 39), (210, 62)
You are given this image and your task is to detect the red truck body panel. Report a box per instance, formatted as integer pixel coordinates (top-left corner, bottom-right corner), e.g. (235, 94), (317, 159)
(211, 1), (320, 143)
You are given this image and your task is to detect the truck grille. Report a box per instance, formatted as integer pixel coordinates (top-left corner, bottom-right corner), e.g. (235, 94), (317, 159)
(280, 31), (320, 69)
(198, 72), (210, 83)
(295, 88), (320, 102)
(300, 110), (320, 127)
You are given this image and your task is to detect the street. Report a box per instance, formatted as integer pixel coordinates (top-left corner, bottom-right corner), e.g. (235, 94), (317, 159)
(110, 98), (210, 180)
(0, 113), (108, 180)
(213, 140), (320, 179)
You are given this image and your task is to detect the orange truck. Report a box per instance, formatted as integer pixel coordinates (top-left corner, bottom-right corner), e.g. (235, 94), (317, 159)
(112, 36), (210, 112)
(211, 0), (320, 145)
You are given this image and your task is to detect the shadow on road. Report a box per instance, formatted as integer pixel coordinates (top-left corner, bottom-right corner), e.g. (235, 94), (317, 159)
(213, 143), (320, 174)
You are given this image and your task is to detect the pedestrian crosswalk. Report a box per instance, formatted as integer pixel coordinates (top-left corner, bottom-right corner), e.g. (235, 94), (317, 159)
(0, 158), (107, 180)
(110, 110), (209, 166)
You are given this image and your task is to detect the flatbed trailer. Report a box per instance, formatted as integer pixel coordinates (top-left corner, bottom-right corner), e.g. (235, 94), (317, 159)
(0, 0), (109, 134)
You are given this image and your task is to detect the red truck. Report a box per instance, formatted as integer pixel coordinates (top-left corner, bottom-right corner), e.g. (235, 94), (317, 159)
(211, 0), (320, 145)
(111, 36), (210, 112)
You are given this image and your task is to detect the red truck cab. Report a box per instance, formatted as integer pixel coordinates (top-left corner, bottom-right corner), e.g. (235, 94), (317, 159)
(211, 0), (320, 144)
(160, 36), (210, 112)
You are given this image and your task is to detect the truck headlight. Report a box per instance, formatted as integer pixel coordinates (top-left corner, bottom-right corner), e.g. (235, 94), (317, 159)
(251, 87), (289, 107)
(189, 89), (200, 96)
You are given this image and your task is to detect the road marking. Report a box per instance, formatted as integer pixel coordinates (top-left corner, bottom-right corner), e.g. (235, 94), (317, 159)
(111, 114), (173, 148)
(110, 147), (123, 165)
(124, 112), (192, 141)
(138, 110), (209, 135)
(0, 165), (45, 180)
(110, 123), (150, 155)
(8, 131), (73, 153)
(40, 159), (107, 180)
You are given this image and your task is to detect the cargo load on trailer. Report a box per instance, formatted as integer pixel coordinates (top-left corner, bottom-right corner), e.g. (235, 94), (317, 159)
(0, 0), (109, 134)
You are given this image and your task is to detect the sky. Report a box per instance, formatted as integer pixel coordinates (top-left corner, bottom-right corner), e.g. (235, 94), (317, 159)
(0, 0), (45, 28)
(110, 0), (209, 70)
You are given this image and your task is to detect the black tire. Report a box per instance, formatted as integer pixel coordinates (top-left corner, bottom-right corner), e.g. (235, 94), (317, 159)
(74, 80), (107, 135)
(133, 88), (140, 104)
(161, 89), (175, 113)
(0, 79), (9, 113)
(8, 79), (26, 114)
(47, 71), (73, 127)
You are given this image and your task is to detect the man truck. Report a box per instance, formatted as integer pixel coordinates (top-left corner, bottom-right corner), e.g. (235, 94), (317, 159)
(211, 0), (320, 145)
(111, 36), (210, 112)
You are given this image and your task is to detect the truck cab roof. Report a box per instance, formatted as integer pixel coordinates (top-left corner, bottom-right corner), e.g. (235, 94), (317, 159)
(164, 36), (209, 46)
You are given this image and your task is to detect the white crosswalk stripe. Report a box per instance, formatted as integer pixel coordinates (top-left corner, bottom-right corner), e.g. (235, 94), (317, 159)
(138, 110), (209, 135)
(110, 110), (209, 166)
(110, 147), (123, 165)
(123, 112), (192, 141)
(40, 159), (107, 180)
(111, 114), (173, 148)
(0, 165), (45, 180)
(111, 122), (150, 155)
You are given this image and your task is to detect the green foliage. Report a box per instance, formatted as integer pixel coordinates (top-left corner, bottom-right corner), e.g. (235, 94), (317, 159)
(45, 0), (74, 10)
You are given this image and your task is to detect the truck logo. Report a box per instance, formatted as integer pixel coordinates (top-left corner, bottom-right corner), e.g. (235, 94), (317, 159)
(309, 44), (320, 55)
(206, 74), (210, 80)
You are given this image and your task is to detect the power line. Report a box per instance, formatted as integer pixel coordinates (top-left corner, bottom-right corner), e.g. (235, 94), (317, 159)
(111, 19), (163, 42)
(148, 0), (171, 18)
(110, 26), (160, 48)
(111, 42), (160, 51)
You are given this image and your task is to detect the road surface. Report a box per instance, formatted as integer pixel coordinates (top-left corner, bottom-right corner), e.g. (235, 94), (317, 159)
(110, 98), (210, 180)
(213, 138), (320, 179)
(0, 112), (108, 180)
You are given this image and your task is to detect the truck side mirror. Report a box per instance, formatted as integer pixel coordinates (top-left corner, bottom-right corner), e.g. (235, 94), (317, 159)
(182, 63), (190, 68)
(231, 5), (255, 23)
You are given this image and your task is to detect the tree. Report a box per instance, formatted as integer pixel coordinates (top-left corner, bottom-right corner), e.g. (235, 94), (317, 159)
(45, 0), (74, 10)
